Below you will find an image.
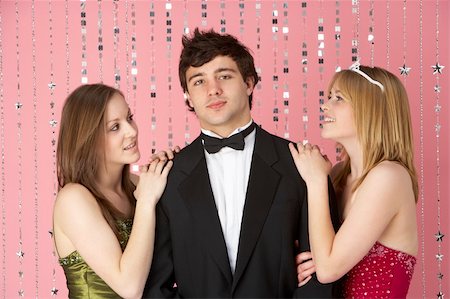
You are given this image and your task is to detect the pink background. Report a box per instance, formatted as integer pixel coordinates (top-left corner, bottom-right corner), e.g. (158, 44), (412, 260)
(0, 1), (448, 298)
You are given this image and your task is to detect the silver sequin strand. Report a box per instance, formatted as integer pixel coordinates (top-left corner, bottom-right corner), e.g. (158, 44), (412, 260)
(281, 1), (289, 139)
(47, 0), (59, 295)
(14, 1), (25, 297)
(166, 0), (173, 148)
(399, 0), (411, 77)
(113, 0), (121, 88)
(271, 1), (280, 134)
(418, 0), (426, 297)
(0, 6), (6, 298)
(31, 0), (40, 295)
(80, 0), (88, 84)
(301, 1), (309, 144)
(433, 1), (444, 298)
(97, 0), (104, 83)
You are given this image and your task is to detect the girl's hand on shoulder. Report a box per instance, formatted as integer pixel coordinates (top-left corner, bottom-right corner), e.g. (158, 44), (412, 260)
(148, 146), (181, 163)
(289, 142), (332, 185)
(133, 159), (173, 206)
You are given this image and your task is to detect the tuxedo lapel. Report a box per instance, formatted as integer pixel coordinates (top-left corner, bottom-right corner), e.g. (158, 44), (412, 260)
(232, 127), (281, 292)
(178, 137), (233, 285)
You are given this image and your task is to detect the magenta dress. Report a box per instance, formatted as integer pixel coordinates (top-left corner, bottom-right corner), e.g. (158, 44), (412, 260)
(341, 241), (416, 298)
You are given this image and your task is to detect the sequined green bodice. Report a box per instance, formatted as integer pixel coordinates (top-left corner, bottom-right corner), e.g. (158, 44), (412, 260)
(59, 219), (133, 299)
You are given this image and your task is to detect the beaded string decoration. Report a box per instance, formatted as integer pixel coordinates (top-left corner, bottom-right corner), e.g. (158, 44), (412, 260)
(80, 0), (88, 84)
(368, 0), (374, 66)
(351, 0), (359, 62)
(254, 1), (262, 117)
(166, 1), (173, 149)
(0, 5), (6, 298)
(385, 0), (390, 69)
(47, 0), (59, 296)
(97, 0), (104, 82)
(300, 1), (309, 143)
(201, 0), (207, 27)
(432, 1), (445, 298)
(271, 1), (279, 134)
(64, 0), (70, 95)
(219, 0), (226, 33)
(30, 0), (40, 295)
(238, 0), (245, 36)
(183, 0), (190, 145)
(281, 1), (289, 139)
(418, 0), (426, 297)
(317, 0), (325, 142)
(113, 0), (121, 88)
(125, 0), (138, 112)
(14, 1), (25, 296)
(399, 0), (411, 76)
(148, 1), (157, 155)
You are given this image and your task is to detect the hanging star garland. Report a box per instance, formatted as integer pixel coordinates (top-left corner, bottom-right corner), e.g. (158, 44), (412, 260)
(51, 287), (59, 295)
(437, 291), (444, 299)
(435, 253), (443, 261)
(435, 231), (444, 242)
(399, 64), (411, 75)
(431, 62), (445, 74)
(434, 85), (441, 93)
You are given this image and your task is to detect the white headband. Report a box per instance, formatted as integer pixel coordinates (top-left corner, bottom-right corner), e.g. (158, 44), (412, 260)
(349, 61), (385, 92)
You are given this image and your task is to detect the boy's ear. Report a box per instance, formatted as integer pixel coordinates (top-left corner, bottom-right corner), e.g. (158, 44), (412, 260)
(245, 77), (256, 95)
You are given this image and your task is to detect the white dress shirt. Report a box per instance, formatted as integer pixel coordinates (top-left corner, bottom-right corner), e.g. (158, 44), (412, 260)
(201, 121), (256, 274)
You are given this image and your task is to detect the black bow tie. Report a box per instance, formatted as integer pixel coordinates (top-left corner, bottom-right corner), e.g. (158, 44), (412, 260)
(201, 122), (256, 154)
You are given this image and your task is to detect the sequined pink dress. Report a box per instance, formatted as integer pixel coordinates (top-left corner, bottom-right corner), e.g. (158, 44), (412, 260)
(341, 241), (416, 298)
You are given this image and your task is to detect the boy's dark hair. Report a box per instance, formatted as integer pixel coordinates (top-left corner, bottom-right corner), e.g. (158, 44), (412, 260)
(179, 28), (259, 110)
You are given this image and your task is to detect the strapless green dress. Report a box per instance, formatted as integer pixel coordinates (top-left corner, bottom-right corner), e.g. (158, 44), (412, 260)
(59, 219), (133, 299)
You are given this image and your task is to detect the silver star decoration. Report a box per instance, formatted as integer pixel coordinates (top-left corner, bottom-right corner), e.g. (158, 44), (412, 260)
(49, 119), (58, 127)
(432, 63), (445, 74)
(50, 101), (55, 109)
(435, 231), (444, 242)
(48, 82), (56, 90)
(17, 122), (22, 129)
(16, 250), (24, 258)
(51, 287), (59, 295)
(436, 253), (443, 261)
(15, 102), (23, 109)
(18, 271), (23, 278)
(435, 104), (442, 112)
(437, 291), (444, 299)
(399, 64), (411, 76)
(437, 272), (444, 280)
(18, 289), (24, 297)
(435, 123), (441, 133)
(434, 85), (441, 93)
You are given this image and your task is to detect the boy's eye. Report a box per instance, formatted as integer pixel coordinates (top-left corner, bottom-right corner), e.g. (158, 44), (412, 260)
(111, 124), (119, 131)
(193, 79), (203, 86)
(128, 114), (134, 121)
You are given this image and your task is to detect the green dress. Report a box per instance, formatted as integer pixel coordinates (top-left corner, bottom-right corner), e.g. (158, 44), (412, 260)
(59, 219), (133, 299)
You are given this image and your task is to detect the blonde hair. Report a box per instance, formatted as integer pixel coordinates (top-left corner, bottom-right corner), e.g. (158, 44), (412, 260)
(329, 66), (418, 202)
(57, 84), (136, 238)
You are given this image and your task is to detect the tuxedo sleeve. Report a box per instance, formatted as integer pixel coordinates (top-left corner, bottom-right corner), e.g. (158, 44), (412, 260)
(293, 176), (337, 298)
(142, 202), (180, 298)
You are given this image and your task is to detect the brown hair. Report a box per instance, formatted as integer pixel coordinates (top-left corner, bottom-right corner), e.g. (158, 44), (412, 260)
(330, 66), (418, 202)
(57, 83), (136, 239)
(178, 28), (259, 111)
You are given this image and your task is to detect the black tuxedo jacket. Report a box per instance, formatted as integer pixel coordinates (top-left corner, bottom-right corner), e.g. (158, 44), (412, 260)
(143, 125), (338, 298)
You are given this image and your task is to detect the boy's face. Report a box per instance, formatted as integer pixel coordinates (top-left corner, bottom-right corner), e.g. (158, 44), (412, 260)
(184, 55), (254, 137)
